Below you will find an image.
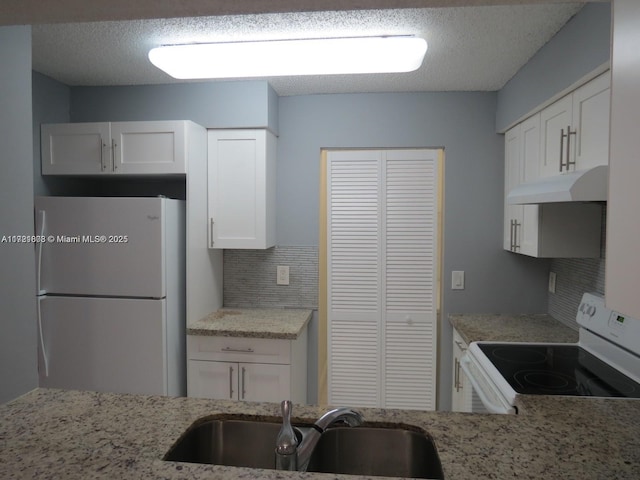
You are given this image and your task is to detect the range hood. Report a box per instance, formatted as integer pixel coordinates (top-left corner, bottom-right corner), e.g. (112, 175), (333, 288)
(506, 165), (608, 205)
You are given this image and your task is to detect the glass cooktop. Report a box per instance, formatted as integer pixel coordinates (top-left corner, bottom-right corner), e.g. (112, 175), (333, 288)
(478, 344), (640, 398)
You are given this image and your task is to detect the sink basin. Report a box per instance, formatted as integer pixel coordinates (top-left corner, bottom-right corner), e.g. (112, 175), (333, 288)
(164, 417), (302, 469)
(306, 425), (444, 479)
(165, 416), (444, 479)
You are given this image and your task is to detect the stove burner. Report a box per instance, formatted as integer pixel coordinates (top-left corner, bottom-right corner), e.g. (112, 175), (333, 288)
(492, 347), (547, 364)
(514, 370), (577, 392)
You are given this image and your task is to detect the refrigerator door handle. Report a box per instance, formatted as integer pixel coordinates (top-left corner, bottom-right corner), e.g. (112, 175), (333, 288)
(36, 209), (47, 295)
(37, 296), (49, 377)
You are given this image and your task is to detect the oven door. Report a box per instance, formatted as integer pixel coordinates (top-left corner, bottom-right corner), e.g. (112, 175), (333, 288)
(460, 351), (517, 414)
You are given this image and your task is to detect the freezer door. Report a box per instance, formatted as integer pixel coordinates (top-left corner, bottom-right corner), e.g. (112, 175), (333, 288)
(38, 296), (170, 396)
(35, 196), (169, 298)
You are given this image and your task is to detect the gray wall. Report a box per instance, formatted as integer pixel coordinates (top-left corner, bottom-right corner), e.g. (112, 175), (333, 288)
(71, 80), (278, 133)
(0, 26), (38, 403)
(496, 2), (611, 132)
(277, 91), (550, 409)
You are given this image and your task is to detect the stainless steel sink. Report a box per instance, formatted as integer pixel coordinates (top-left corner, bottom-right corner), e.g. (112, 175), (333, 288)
(164, 416), (443, 479)
(163, 417), (303, 469)
(306, 425), (444, 479)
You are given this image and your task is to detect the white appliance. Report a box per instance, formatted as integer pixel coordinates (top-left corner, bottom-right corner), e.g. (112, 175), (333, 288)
(461, 293), (640, 414)
(35, 196), (186, 396)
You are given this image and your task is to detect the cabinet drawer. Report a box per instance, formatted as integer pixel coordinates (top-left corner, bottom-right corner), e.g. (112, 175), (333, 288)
(187, 335), (291, 364)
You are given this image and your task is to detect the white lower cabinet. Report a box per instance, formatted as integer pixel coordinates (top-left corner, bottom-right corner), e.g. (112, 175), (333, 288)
(451, 329), (471, 412)
(187, 332), (307, 404)
(188, 360), (290, 403)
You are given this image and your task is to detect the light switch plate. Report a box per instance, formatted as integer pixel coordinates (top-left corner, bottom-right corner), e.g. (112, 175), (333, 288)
(277, 266), (290, 285)
(452, 270), (465, 290)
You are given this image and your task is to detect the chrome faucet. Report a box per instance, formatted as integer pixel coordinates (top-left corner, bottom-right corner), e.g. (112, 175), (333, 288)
(275, 400), (298, 470)
(275, 400), (364, 472)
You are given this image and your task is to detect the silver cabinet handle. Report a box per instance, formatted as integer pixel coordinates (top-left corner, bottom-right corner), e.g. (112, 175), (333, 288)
(100, 138), (108, 172)
(566, 125), (576, 171)
(513, 220), (521, 251)
(241, 367), (246, 400)
(112, 138), (118, 172)
(454, 358), (460, 392)
(221, 347), (255, 353)
(560, 125), (577, 172)
(509, 219), (515, 251)
(559, 128), (565, 172)
(209, 218), (215, 248)
(229, 365), (234, 399)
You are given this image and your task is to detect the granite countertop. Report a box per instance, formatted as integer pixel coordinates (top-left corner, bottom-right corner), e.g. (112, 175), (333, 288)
(449, 313), (579, 345)
(187, 308), (312, 340)
(1, 388), (639, 479)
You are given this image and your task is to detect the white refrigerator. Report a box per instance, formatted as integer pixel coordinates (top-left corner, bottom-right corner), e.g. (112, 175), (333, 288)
(34, 196), (186, 396)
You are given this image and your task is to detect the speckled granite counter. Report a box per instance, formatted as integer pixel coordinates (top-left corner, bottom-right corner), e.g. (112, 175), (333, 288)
(188, 308), (312, 339)
(1, 388), (639, 479)
(449, 313), (579, 345)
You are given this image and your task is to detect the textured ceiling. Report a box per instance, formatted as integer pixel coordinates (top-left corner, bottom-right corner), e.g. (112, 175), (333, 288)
(31, 4), (586, 95)
(1, 0), (601, 25)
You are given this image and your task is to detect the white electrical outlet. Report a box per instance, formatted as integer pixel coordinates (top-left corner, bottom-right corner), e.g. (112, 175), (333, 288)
(549, 272), (557, 293)
(277, 266), (290, 285)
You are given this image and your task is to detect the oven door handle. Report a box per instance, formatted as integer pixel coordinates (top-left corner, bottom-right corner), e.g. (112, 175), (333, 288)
(460, 356), (516, 415)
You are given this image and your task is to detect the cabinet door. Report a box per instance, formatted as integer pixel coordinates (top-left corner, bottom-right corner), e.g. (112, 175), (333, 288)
(504, 125), (523, 251)
(188, 360), (238, 400)
(451, 330), (470, 412)
(112, 121), (186, 174)
(519, 115), (541, 257)
(539, 95), (572, 178)
(41, 122), (110, 175)
(239, 363), (291, 403)
(207, 129), (276, 249)
(572, 73), (610, 171)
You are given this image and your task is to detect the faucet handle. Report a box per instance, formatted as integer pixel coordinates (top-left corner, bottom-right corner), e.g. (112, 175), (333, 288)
(275, 400), (298, 455)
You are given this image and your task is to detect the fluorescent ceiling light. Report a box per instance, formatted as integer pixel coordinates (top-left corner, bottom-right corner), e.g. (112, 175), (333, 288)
(148, 36), (427, 79)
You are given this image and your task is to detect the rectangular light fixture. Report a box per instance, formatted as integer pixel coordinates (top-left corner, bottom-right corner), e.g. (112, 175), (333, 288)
(148, 36), (427, 79)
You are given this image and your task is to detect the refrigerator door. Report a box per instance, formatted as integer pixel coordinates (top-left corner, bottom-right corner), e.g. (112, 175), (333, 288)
(35, 196), (166, 298)
(38, 296), (169, 395)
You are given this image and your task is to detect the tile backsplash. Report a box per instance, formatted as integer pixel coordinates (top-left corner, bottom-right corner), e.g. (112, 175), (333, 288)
(223, 246), (318, 309)
(548, 205), (606, 330)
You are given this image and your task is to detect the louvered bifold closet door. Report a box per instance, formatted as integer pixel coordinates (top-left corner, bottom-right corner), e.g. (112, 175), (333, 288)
(383, 150), (438, 410)
(327, 151), (382, 407)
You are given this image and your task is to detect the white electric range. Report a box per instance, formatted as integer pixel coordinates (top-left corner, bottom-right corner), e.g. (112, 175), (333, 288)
(461, 293), (640, 414)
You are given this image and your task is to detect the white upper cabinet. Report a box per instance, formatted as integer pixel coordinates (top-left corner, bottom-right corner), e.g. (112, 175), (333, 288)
(207, 129), (276, 249)
(111, 121), (187, 175)
(539, 95), (573, 178)
(571, 73), (611, 171)
(504, 124), (524, 251)
(41, 123), (111, 175)
(504, 104), (603, 258)
(41, 121), (190, 175)
(539, 72), (610, 178)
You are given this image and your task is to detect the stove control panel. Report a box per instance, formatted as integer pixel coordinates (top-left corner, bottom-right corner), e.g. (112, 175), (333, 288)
(577, 292), (640, 355)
